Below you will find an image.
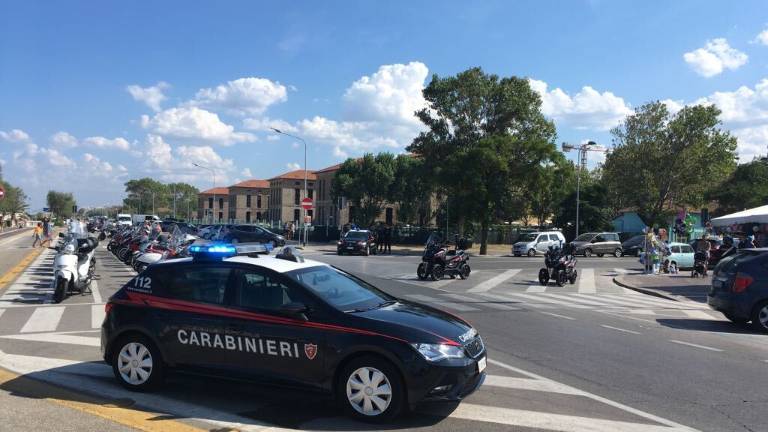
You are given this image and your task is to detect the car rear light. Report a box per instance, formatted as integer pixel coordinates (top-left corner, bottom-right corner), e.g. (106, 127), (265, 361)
(732, 273), (753, 293)
(105, 302), (114, 315)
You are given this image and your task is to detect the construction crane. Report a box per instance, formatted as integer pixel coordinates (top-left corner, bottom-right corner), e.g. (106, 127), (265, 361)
(561, 141), (611, 238)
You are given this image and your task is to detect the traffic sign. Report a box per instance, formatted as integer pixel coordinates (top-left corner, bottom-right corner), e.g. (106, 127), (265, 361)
(301, 197), (313, 210)
(43, 207), (50, 212)
(0, 186), (4, 200)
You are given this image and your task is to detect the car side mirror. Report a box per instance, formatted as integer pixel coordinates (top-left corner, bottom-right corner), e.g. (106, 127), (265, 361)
(280, 302), (309, 320)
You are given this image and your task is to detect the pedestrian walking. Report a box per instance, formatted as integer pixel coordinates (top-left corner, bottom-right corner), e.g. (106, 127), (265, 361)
(40, 218), (52, 247)
(384, 224), (392, 254)
(377, 223), (385, 253)
(32, 222), (43, 248)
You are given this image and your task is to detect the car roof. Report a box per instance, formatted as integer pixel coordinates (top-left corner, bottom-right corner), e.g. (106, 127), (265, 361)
(155, 254), (327, 273)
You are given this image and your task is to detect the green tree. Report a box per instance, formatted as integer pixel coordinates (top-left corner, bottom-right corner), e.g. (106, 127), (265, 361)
(47, 191), (77, 219)
(332, 153), (397, 227)
(0, 182), (29, 227)
(553, 177), (613, 241)
(389, 155), (433, 224)
(123, 178), (169, 214)
(707, 157), (768, 215)
(603, 102), (737, 226)
(529, 154), (577, 226)
(407, 67), (558, 254)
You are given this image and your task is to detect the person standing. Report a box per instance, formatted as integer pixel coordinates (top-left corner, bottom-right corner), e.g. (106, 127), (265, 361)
(40, 218), (52, 247)
(32, 222), (43, 248)
(383, 224), (392, 254)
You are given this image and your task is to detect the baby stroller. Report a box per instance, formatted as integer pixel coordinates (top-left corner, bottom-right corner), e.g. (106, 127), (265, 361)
(692, 251), (708, 277)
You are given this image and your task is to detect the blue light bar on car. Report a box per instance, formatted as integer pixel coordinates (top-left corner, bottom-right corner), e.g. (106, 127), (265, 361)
(234, 243), (271, 255)
(189, 243), (237, 260)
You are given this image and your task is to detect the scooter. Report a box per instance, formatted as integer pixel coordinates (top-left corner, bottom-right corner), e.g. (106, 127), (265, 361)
(417, 234), (471, 281)
(52, 224), (98, 303)
(538, 244), (578, 286)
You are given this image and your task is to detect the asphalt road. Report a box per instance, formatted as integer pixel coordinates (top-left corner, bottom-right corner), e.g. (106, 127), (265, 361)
(0, 239), (766, 431)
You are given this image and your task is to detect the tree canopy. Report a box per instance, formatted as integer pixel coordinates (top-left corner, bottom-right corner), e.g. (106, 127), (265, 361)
(47, 191), (77, 218)
(123, 178), (199, 217)
(332, 153), (397, 227)
(707, 157), (768, 215)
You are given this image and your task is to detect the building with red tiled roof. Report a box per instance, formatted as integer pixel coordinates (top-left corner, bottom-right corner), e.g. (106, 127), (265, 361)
(228, 180), (270, 223)
(269, 169), (318, 181)
(197, 187), (230, 221)
(267, 170), (318, 223)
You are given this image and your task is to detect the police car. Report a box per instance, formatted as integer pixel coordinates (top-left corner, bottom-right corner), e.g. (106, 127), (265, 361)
(101, 244), (486, 421)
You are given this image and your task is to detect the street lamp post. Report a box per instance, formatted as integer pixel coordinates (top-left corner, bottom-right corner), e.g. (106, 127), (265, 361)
(193, 162), (216, 223)
(561, 141), (609, 238)
(271, 128), (308, 246)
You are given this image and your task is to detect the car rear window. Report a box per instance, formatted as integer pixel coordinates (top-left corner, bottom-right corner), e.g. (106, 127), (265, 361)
(681, 245), (694, 253)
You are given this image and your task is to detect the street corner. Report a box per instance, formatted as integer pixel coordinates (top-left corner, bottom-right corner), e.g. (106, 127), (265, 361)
(613, 273), (711, 302)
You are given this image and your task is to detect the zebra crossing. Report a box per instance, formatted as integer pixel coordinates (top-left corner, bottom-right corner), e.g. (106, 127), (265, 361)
(0, 248), (56, 306)
(0, 303), (104, 347)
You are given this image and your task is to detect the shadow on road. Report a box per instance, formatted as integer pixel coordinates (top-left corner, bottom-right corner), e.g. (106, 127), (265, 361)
(656, 318), (766, 335)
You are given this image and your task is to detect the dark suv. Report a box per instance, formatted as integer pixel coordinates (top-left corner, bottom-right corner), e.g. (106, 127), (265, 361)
(221, 225), (285, 247)
(571, 232), (622, 257)
(337, 230), (377, 256)
(708, 248), (768, 332)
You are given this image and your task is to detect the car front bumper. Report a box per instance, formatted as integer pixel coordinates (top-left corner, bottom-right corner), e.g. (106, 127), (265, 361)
(405, 353), (487, 405)
(338, 243), (366, 253)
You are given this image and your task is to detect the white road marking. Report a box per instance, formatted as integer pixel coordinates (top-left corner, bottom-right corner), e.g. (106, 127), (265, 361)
(681, 310), (720, 320)
(504, 292), (592, 309)
(0, 310), (4, 320)
(477, 292), (556, 309)
(526, 285), (547, 293)
(577, 268), (596, 293)
(571, 294), (645, 308)
(539, 311), (575, 320)
(482, 375), (585, 395)
(91, 304), (105, 329)
(20, 306), (65, 333)
(90, 279), (102, 304)
(628, 309), (657, 315)
(467, 269), (520, 293)
(441, 293), (521, 310)
(0, 332), (100, 347)
(404, 294), (480, 311)
(600, 324), (641, 335)
(669, 340), (723, 352)
(487, 358), (699, 432)
(538, 292), (611, 307)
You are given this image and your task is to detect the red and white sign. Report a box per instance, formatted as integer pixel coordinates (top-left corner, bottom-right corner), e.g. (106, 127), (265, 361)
(0, 186), (5, 200)
(301, 197), (313, 210)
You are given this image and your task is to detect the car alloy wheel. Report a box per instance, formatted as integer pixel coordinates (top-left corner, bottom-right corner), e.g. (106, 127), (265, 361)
(751, 301), (768, 333)
(527, 249), (536, 257)
(584, 249), (592, 257)
(117, 342), (153, 386)
(346, 366), (393, 416)
(613, 248), (622, 258)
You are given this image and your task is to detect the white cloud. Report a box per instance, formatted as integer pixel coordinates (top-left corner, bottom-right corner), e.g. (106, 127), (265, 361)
(82, 136), (131, 151)
(242, 117), (298, 134)
(732, 125), (768, 161)
(144, 134), (173, 168)
(51, 131), (78, 148)
(141, 107), (255, 145)
(175, 145), (236, 179)
(39, 147), (76, 168)
(692, 79), (768, 125)
(661, 99), (685, 115)
(754, 27), (768, 46)
(0, 129), (30, 143)
(192, 77), (287, 116)
(240, 168), (253, 178)
(528, 78), (632, 131)
(286, 162), (301, 170)
(82, 153), (114, 174)
(683, 38), (748, 77)
(127, 82), (170, 112)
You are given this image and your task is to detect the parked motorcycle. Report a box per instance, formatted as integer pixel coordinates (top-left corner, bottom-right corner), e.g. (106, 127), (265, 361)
(417, 234), (471, 281)
(51, 221), (98, 303)
(538, 244), (577, 287)
(133, 226), (198, 273)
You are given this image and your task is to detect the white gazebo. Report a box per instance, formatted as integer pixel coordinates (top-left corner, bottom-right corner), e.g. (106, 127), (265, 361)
(710, 205), (768, 227)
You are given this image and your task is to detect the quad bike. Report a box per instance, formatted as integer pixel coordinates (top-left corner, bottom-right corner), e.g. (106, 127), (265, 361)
(417, 234), (471, 281)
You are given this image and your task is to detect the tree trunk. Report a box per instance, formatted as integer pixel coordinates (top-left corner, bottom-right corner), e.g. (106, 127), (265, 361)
(457, 214), (466, 237)
(479, 217), (489, 255)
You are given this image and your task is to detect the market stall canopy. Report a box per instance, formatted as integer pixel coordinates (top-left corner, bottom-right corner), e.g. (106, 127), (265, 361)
(710, 205), (768, 226)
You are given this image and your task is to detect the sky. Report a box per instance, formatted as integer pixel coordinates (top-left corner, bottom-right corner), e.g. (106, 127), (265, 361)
(2, 0), (768, 211)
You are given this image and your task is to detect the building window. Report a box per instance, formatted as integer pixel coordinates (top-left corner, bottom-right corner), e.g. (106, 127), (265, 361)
(257, 194), (262, 208)
(308, 189), (313, 199)
(246, 194), (251, 207)
(256, 212), (261, 221)
(218, 198), (224, 209)
(208, 197), (213, 209)
(293, 209), (300, 222)
(218, 211), (223, 221)
(245, 211), (251, 223)
(294, 188), (300, 206)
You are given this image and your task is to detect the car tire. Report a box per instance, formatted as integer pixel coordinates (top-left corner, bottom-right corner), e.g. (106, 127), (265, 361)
(584, 249), (592, 258)
(750, 300), (768, 333)
(337, 355), (405, 422)
(527, 249), (536, 257)
(724, 312), (748, 325)
(111, 334), (164, 391)
(613, 248), (622, 258)
(431, 264), (444, 281)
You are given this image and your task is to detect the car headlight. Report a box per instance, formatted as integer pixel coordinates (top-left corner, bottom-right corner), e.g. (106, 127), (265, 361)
(411, 343), (465, 362)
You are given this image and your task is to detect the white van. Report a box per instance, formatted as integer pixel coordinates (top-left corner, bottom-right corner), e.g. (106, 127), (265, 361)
(512, 231), (566, 257)
(116, 213), (132, 227)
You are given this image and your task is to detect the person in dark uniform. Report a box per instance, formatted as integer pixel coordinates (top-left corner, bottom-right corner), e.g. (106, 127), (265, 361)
(376, 223), (385, 253)
(383, 224), (392, 254)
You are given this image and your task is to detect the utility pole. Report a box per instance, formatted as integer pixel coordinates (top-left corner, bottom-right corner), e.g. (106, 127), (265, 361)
(561, 141), (610, 238)
(271, 128), (309, 246)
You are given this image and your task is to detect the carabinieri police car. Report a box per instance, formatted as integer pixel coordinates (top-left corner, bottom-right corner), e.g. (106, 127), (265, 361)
(101, 244), (486, 421)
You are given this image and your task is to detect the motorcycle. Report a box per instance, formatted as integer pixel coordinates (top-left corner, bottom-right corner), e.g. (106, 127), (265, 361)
(692, 251), (708, 277)
(133, 226), (198, 273)
(417, 234), (471, 281)
(538, 244), (578, 287)
(51, 221), (98, 303)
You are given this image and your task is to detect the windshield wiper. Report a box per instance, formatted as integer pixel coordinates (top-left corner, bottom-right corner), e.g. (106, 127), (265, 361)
(344, 300), (397, 313)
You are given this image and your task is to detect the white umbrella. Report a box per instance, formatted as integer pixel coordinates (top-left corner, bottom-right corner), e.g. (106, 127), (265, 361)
(710, 205), (768, 227)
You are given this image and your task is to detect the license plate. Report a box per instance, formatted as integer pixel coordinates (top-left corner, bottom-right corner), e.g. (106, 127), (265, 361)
(477, 356), (487, 373)
(347, 246), (354, 250)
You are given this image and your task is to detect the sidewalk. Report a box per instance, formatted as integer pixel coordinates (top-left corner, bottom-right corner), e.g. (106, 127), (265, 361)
(296, 242), (513, 257)
(614, 273), (711, 302)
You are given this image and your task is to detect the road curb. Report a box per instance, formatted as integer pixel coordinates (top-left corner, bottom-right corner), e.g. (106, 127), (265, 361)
(612, 277), (680, 302)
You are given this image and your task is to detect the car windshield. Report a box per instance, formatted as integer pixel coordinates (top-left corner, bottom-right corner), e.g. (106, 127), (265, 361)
(574, 233), (595, 242)
(344, 231), (368, 240)
(518, 233), (538, 242)
(118, 216), (131, 222)
(287, 266), (393, 312)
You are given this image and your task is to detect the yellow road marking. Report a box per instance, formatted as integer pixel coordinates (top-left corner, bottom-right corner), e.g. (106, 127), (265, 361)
(0, 245), (46, 293)
(0, 367), (211, 432)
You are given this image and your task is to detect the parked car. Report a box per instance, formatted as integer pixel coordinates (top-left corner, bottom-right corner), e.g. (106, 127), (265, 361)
(512, 231), (566, 257)
(337, 229), (377, 256)
(663, 242), (695, 269)
(621, 235), (645, 257)
(570, 232), (622, 257)
(220, 224), (285, 246)
(708, 248), (768, 332)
